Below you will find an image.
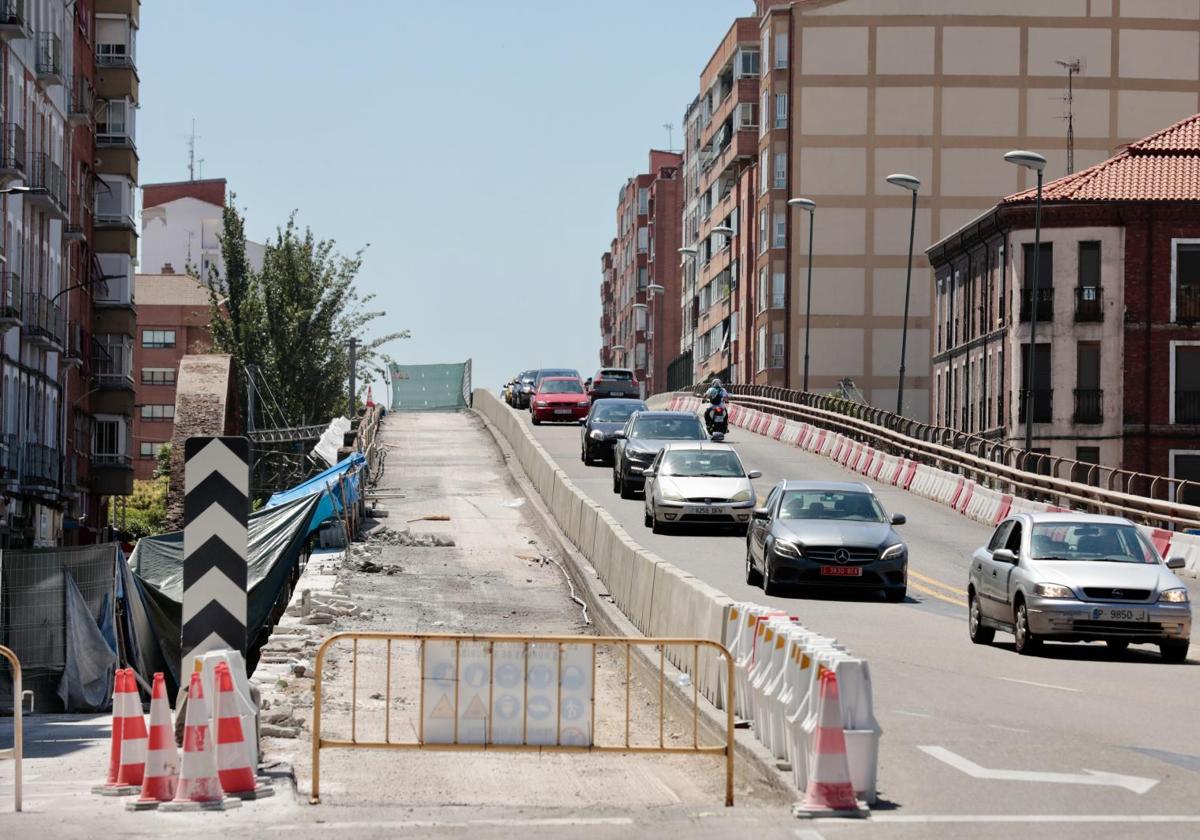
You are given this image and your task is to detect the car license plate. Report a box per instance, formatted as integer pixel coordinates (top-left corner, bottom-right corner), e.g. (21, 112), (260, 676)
(1090, 607), (1146, 622)
(691, 506), (721, 516)
(554, 408), (573, 415)
(820, 566), (863, 577)
(611, 391), (625, 397)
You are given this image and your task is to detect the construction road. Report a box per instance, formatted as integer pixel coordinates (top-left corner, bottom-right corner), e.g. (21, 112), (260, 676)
(521, 405), (1200, 834)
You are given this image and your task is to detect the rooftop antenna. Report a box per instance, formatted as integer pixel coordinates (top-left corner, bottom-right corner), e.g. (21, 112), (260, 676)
(1056, 58), (1081, 174)
(187, 118), (200, 181)
(663, 122), (674, 151)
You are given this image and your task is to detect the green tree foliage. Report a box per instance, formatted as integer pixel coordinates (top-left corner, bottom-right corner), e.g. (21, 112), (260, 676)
(207, 198), (407, 428)
(124, 476), (168, 540)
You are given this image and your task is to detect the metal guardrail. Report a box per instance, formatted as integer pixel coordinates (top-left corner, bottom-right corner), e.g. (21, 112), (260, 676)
(0, 645), (22, 812)
(311, 631), (736, 806)
(695, 385), (1200, 530)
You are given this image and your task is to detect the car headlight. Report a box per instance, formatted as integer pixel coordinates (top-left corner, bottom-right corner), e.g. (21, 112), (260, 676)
(660, 488), (684, 502)
(577, 400), (590, 407)
(1034, 583), (1075, 599)
(1159, 588), (1190, 604)
(535, 401), (548, 407)
(774, 538), (801, 558)
(880, 543), (906, 560)
(731, 489), (752, 503)
(589, 430), (605, 440)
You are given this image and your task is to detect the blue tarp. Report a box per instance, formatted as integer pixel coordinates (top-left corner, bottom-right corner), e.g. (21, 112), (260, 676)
(266, 452), (366, 525)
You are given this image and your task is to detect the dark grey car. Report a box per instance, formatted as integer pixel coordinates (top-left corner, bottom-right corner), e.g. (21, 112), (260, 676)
(581, 398), (648, 465)
(611, 411), (708, 499)
(511, 369), (538, 409)
(746, 480), (908, 600)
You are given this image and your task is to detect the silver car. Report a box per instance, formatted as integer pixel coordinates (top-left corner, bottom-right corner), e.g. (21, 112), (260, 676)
(968, 513), (1192, 662)
(642, 443), (761, 535)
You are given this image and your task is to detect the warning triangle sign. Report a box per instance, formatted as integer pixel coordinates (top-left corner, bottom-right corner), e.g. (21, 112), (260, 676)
(431, 695), (455, 719)
(463, 695), (487, 720)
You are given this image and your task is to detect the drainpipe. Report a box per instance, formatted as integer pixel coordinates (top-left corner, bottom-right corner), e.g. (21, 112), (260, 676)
(1143, 206), (1152, 474)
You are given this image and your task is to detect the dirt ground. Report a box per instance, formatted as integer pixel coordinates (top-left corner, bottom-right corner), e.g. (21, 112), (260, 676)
(262, 409), (787, 811)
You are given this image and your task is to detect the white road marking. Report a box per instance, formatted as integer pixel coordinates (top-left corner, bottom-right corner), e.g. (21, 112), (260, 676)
(864, 815), (1200, 824)
(985, 723), (1031, 734)
(918, 745), (1159, 794)
(998, 676), (1080, 693)
(891, 709), (933, 718)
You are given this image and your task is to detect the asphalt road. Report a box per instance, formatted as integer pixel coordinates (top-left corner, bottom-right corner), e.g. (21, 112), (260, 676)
(516, 404), (1200, 831)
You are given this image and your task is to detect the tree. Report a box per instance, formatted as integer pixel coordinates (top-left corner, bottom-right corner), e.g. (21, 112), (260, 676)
(208, 200), (406, 429)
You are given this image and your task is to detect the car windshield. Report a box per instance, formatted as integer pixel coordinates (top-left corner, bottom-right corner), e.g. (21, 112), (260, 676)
(539, 369), (577, 380)
(539, 379), (583, 394)
(659, 450), (745, 478)
(779, 490), (886, 523)
(630, 417), (706, 440)
(599, 369), (634, 381)
(1029, 523), (1160, 564)
(594, 402), (643, 422)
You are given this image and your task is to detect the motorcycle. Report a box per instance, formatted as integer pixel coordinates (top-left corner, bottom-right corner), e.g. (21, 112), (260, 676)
(705, 402), (729, 440)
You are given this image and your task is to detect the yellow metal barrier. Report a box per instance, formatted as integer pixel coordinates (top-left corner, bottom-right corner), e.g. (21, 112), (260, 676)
(0, 645), (22, 812)
(311, 631), (736, 806)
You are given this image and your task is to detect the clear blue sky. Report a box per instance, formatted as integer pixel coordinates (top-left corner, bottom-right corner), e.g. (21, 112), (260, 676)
(139, 1), (752, 393)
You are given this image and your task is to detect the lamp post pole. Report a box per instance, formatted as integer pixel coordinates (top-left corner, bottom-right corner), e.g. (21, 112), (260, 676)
(787, 198), (815, 392)
(885, 174), (921, 417)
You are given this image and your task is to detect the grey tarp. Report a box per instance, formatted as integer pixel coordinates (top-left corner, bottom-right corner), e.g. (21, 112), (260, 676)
(127, 492), (322, 692)
(56, 569), (117, 710)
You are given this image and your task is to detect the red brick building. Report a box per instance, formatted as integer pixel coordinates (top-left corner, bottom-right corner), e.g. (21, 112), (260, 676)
(928, 113), (1200, 498)
(600, 151), (682, 396)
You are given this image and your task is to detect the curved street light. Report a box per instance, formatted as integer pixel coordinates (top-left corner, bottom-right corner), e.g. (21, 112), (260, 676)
(885, 174), (920, 417)
(1005, 150), (1048, 452)
(788, 198), (816, 391)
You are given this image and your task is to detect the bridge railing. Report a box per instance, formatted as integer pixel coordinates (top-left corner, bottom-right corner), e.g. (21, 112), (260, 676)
(686, 384), (1200, 532)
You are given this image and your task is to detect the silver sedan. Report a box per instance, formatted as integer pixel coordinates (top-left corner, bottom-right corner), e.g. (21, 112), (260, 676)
(642, 443), (760, 535)
(968, 512), (1192, 662)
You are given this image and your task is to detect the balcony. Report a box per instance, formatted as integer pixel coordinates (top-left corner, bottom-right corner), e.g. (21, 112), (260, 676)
(68, 77), (94, 125)
(96, 0), (140, 26)
(1178, 285), (1200, 324)
(1073, 388), (1103, 424)
(1019, 287), (1054, 322)
(0, 270), (20, 326)
(62, 321), (90, 369)
(0, 1), (25, 40)
(36, 33), (63, 87)
(91, 431), (134, 496)
(1075, 286), (1103, 322)
(1176, 389), (1200, 424)
(1018, 388), (1053, 424)
(0, 122), (24, 183)
(27, 154), (68, 220)
(92, 335), (134, 390)
(96, 46), (136, 72)
(19, 441), (61, 495)
(21, 292), (65, 350)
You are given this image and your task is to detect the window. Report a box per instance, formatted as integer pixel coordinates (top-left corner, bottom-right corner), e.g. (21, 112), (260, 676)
(760, 88), (769, 137)
(1173, 343), (1200, 423)
(757, 325), (767, 371)
(1021, 242), (1053, 322)
(140, 442), (167, 459)
(758, 208), (768, 253)
(637, 267), (647, 290)
(1074, 342), (1101, 423)
(142, 329), (176, 348)
(773, 213), (785, 248)
(758, 267), (768, 313)
(987, 521), (1013, 552)
(761, 30), (769, 76)
(141, 404), (175, 421)
(1077, 241), (1102, 321)
(637, 227), (648, 253)
(1173, 241), (1200, 323)
(1172, 451), (1200, 506)
(141, 368), (176, 385)
(637, 188), (649, 215)
(1020, 342), (1052, 424)
(95, 420), (118, 455)
(1074, 446), (1101, 485)
(771, 332), (784, 368)
(737, 49), (760, 78)
(774, 93), (787, 128)
(759, 148), (769, 193)
(772, 272), (785, 309)
(97, 99), (134, 144)
(773, 153), (786, 190)
(1004, 522), (1023, 553)
(775, 32), (788, 68)
(736, 102), (758, 130)
(95, 175), (134, 224)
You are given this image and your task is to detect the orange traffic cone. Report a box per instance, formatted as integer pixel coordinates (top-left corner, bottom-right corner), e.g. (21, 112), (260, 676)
(127, 673), (179, 810)
(115, 668), (148, 788)
(92, 667), (137, 796)
(365, 386), (375, 409)
(794, 668), (866, 818)
(214, 662), (272, 799)
(160, 672), (241, 812)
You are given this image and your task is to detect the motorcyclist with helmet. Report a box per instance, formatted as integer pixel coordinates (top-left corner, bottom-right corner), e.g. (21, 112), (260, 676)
(703, 377), (729, 436)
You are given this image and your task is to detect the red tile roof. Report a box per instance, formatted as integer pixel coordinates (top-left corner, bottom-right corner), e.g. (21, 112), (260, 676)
(1004, 112), (1200, 204)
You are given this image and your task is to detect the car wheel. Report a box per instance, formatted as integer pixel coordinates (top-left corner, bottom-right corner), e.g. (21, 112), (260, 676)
(968, 591), (995, 645)
(884, 586), (907, 603)
(651, 517), (666, 535)
(763, 555), (781, 597)
(581, 443), (590, 464)
(1105, 639), (1130, 655)
(619, 478), (636, 500)
(532, 416), (541, 426)
(644, 507), (652, 528)
(745, 543), (763, 586)
(1013, 599), (1041, 655)
(1160, 639), (1190, 663)
(612, 469), (621, 494)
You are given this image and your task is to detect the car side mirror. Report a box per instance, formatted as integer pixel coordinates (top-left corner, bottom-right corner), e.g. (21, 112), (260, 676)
(613, 431), (626, 439)
(1166, 556), (1186, 570)
(642, 469), (656, 479)
(747, 470), (762, 480)
(993, 548), (1018, 565)
(891, 513), (906, 526)
(752, 507), (770, 520)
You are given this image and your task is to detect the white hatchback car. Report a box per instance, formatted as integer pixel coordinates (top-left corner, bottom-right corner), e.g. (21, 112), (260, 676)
(642, 442), (761, 535)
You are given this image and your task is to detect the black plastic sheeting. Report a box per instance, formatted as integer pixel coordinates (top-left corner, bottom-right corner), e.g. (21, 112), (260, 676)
(127, 493), (323, 695)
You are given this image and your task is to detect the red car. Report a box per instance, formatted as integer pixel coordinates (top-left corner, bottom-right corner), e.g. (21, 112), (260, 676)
(530, 377), (590, 425)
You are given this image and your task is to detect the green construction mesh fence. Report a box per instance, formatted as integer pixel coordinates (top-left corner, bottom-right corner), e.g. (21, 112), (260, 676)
(389, 360), (472, 411)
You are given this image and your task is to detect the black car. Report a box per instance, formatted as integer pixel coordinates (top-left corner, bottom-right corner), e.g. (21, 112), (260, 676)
(511, 370), (538, 409)
(611, 411), (708, 499)
(581, 398), (648, 465)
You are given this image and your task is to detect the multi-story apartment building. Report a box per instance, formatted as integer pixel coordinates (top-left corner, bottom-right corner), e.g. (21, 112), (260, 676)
(600, 150), (682, 395)
(599, 249), (614, 366)
(0, 0), (138, 547)
(141, 177), (265, 280)
(736, 0), (1200, 419)
(927, 113), (1200, 498)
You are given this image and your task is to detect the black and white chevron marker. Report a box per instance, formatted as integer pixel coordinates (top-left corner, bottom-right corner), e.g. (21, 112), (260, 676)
(182, 436), (251, 671)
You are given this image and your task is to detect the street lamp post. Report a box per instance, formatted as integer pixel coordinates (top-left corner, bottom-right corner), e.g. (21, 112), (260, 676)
(679, 247), (698, 385)
(1004, 150), (1047, 454)
(710, 225), (735, 381)
(787, 198), (816, 392)
(885, 174), (920, 417)
(646, 283), (665, 394)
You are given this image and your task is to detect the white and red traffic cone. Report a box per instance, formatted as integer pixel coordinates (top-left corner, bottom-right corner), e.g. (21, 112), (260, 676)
(794, 668), (866, 818)
(214, 662), (272, 799)
(92, 666), (136, 795)
(127, 673), (179, 810)
(160, 672), (241, 812)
